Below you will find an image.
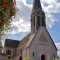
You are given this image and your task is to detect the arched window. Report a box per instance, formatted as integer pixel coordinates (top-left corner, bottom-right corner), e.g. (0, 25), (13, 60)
(33, 17), (35, 26)
(37, 16), (40, 26)
(6, 50), (11, 55)
(36, 16), (40, 29)
(42, 17), (45, 26)
(33, 16), (40, 29)
(33, 52), (34, 57)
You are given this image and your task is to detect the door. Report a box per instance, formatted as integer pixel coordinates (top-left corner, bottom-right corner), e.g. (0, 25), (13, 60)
(41, 55), (45, 60)
(19, 56), (22, 60)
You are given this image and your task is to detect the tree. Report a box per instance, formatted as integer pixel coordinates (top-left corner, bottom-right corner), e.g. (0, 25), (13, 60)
(0, 0), (17, 41)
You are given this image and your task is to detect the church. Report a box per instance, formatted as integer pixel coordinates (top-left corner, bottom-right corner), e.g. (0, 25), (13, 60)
(1, 0), (58, 60)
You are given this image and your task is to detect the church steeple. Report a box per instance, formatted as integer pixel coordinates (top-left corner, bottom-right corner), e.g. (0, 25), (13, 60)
(33, 0), (42, 9)
(31, 0), (46, 34)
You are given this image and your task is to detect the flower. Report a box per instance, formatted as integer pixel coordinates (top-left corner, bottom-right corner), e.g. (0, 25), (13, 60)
(3, 2), (9, 9)
(0, 20), (4, 24)
(9, 4), (12, 10)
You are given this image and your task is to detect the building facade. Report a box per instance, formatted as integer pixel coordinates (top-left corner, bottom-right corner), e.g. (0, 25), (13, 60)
(4, 0), (57, 60)
(0, 42), (7, 60)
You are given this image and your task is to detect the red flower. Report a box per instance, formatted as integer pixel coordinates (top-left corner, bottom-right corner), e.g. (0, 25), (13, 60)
(9, 4), (12, 10)
(3, 2), (9, 9)
(0, 21), (4, 25)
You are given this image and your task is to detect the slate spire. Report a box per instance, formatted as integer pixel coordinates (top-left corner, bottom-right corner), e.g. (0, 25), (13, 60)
(31, 0), (46, 34)
(33, 0), (42, 9)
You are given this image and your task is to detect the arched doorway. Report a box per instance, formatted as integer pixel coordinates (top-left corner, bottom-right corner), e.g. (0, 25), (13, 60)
(41, 55), (45, 60)
(40, 51), (50, 60)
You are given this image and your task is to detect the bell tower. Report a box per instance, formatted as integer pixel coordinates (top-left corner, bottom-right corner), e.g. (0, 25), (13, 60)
(31, 0), (46, 34)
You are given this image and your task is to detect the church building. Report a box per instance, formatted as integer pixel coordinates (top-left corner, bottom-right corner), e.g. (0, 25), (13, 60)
(4, 0), (57, 60)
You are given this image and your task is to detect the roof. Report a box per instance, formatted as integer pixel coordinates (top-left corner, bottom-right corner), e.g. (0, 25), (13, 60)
(18, 33), (31, 47)
(26, 34), (35, 48)
(26, 27), (58, 51)
(45, 28), (58, 51)
(4, 39), (20, 48)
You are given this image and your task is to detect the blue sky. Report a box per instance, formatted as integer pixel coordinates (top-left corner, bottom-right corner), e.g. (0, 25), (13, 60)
(6, 0), (60, 57)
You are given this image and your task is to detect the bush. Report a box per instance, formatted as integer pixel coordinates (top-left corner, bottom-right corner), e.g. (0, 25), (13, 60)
(24, 57), (31, 60)
(54, 58), (60, 60)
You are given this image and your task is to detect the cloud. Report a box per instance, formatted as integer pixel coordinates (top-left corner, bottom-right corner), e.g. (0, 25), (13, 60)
(10, 0), (60, 34)
(41, 0), (57, 4)
(16, 0), (32, 22)
(9, 0), (32, 34)
(55, 43), (60, 50)
(46, 14), (58, 28)
(55, 43), (60, 57)
(10, 19), (30, 34)
(41, 0), (60, 28)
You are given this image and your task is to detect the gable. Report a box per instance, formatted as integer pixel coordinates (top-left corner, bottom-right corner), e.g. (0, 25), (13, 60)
(26, 27), (57, 50)
(39, 32), (48, 42)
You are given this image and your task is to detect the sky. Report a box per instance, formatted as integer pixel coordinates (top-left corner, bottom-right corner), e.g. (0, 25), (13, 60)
(4, 0), (60, 57)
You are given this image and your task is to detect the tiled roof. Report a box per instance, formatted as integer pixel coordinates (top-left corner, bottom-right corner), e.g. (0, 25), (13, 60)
(4, 39), (20, 48)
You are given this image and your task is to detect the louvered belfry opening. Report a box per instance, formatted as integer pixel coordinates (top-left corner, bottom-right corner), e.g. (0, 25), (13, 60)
(31, 0), (46, 34)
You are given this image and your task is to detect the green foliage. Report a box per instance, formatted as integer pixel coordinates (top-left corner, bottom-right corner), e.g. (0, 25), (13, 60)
(0, 0), (17, 41)
(24, 57), (31, 60)
(54, 58), (60, 60)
